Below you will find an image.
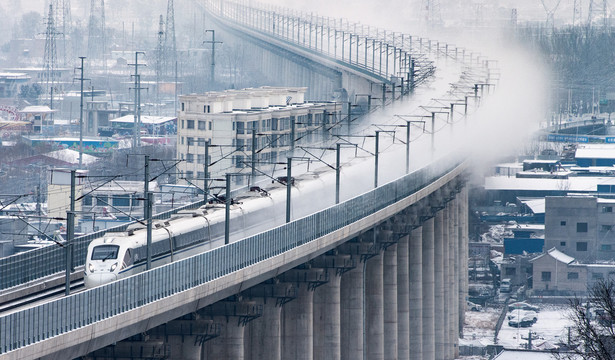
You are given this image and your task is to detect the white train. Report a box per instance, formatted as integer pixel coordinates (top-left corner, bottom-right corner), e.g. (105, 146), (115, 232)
(84, 182), (293, 289)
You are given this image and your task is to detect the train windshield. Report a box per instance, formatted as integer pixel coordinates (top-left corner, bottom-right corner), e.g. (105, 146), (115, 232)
(91, 245), (120, 261)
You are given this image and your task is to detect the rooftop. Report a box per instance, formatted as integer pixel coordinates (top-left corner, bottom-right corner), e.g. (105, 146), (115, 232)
(576, 144), (615, 159)
(531, 247), (575, 265)
(110, 115), (176, 125)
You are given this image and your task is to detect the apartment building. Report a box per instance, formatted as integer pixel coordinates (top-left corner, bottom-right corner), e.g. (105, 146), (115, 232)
(177, 87), (342, 188)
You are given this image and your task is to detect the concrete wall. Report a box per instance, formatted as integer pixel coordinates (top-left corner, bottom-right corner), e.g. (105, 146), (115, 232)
(531, 256), (587, 293)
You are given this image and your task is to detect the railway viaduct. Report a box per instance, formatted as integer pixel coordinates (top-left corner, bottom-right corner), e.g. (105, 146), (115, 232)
(0, 1), (496, 359)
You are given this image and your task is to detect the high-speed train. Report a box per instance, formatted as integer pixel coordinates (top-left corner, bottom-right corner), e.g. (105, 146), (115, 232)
(84, 180), (296, 288)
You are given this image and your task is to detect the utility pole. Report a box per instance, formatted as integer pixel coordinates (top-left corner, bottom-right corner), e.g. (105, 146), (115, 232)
(225, 173), (231, 244)
(65, 169), (76, 296)
(129, 51), (146, 149)
(144, 155), (152, 270)
(203, 139), (210, 202)
(75, 57), (87, 167)
(251, 129), (257, 183)
(335, 143), (341, 204)
(204, 30), (223, 86)
(374, 131), (380, 188)
(286, 157), (292, 223)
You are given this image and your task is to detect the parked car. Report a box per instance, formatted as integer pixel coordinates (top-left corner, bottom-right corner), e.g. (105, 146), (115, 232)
(509, 301), (540, 312)
(508, 314), (535, 328)
(507, 310), (538, 323)
(500, 278), (512, 293)
(467, 301), (482, 312)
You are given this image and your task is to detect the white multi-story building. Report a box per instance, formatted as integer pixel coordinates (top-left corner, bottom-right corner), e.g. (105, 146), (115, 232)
(177, 87), (342, 188)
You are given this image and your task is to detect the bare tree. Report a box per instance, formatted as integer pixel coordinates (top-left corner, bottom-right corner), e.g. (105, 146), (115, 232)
(563, 279), (615, 360)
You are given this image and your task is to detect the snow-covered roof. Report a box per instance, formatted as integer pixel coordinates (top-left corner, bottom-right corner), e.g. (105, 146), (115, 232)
(493, 350), (575, 359)
(110, 115), (176, 125)
(520, 198), (545, 214)
(531, 248), (575, 264)
(575, 144), (615, 159)
(484, 176), (615, 192)
(505, 224), (545, 232)
(46, 149), (98, 165)
(19, 106), (56, 114)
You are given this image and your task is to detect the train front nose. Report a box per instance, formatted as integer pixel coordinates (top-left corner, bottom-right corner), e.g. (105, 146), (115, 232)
(85, 272), (117, 288)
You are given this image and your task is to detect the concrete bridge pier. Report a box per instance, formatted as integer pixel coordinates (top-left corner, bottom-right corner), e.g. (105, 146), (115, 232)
(409, 220), (424, 360)
(383, 241), (398, 360)
(311, 253), (355, 360)
(365, 240), (384, 360)
(279, 267), (327, 360)
(242, 281), (296, 360)
(451, 193), (461, 357)
(338, 240), (375, 360)
(442, 204), (452, 360)
(396, 232), (410, 360)
(433, 208), (445, 359)
(199, 299), (263, 360)
(421, 215), (436, 360)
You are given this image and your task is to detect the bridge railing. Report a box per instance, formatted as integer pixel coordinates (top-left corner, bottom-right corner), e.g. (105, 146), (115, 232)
(202, 0), (436, 87)
(0, 154), (463, 355)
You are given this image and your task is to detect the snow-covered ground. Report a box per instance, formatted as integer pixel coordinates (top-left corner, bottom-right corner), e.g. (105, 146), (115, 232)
(461, 304), (573, 358)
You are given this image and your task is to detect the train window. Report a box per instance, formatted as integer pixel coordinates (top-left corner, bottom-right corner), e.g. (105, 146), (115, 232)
(91, 245), (119, 260)
(122, 249), (132, 269)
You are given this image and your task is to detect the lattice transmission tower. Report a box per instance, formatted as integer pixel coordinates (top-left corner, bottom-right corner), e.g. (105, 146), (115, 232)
(421, 0), (443, 27)
(573, 0), (584, 26)
(157, 14), (165, 113)
(164, 0), (177, 78)
(588, 0), (608, 28)
(87, 0), (106, 63)
(43, 4), (59, 102)
(51, 0), (71, 66)
(540, 0), (563, 29)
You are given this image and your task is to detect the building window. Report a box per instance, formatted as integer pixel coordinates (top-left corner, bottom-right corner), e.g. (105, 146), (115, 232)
(198, 154), (204, 164)
(209, 121), (212, 130)
(577, 242), (588, 251)
(181, 119), (184, 129)
(112, 195), (130, 207)
(236, 121), (244, 134)
(181, 137), (184, 145)
(187, 120), (195, 129)
(505, 267), (516, 276)
(204, 105), (210, 113)
(187, 137), (194, 146)
(568, 272), (579, 280)
(592, 272), (604, 280)
(560, 221), (566, 226)
(577, 222), (588, 233)
(197, 171), (204, 179)
(198, 121), (206, 130)
(198, 137), (205, 146)
(186, 153), (194, 163)
(602, 225), (612, 232)
(604, 206), (613, 213)
(181, 103), (185, 111)
(83, 195), (92, 206)
(96, 195), (108, 206)
(602, 244), (612, 251)
(541, 271), (551, 282)
(560, 241), (566, 246)
(185, 170), (194, 179)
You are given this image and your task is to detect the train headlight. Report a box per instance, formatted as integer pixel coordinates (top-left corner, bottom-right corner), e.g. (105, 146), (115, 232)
(88, 263), (94, 273)
(110, 262), (117, 272)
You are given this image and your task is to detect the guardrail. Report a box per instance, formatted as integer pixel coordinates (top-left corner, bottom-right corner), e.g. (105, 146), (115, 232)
(0, 154), (462, 355)
(202, 0), (435, 87)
